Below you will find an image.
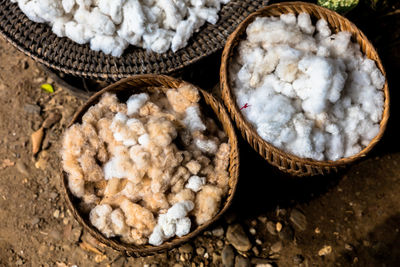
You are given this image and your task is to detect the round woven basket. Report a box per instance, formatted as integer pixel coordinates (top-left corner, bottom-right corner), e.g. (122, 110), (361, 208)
(220, 2), (390, 176)
(0, 0), (268, 81)
(62, 75), (239, 256)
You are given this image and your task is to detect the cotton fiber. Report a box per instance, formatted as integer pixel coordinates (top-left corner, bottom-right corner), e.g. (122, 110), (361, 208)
(229, 13), (385, 161)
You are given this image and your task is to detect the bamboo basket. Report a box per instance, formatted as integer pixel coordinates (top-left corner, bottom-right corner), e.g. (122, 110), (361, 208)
(220, 2), (390, 176)
(62, 75), (239, 256)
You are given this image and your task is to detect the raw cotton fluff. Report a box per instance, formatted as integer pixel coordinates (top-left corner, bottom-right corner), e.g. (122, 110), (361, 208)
(11, 0), (230, 56)
(229, 13), (385, 161)
(62, 85), (231, 246)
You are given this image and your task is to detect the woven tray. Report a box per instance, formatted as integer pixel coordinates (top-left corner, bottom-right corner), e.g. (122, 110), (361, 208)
(62, 74), (239, 256)
(0, 0), (268, 81)
(220, 2), (390, 176)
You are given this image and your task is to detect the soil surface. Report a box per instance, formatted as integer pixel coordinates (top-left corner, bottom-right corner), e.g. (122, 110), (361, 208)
(1, 2), (400, 267)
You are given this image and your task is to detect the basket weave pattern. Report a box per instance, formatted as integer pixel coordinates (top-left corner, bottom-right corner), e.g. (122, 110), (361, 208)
(220, 2), (390, 176)
(62, 75), (239, 256)
(0, 0), (268, 81)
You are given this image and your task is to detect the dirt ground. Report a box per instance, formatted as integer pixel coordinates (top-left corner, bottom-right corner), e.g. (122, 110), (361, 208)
(1, 3), (400, 267)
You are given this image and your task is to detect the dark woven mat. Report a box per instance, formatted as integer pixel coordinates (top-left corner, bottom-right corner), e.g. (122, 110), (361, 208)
(0, 0), (269, 81)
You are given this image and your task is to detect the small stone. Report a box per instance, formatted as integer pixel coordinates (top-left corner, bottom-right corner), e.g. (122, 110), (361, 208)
(53, 210), (60, 218)
(204, 252), (209, 259)
(16, 259), (23, 266)
(318, 245), (332, 256)
(234, 255), (250, 267)
(212, 226), (225, 237)
(255, 264), (273, 267)
(173, 264), (183, 267)
(250, 220), (257, 227)
(31, 217), (40, 226)
(24, 103), (41, 114)
(249, 228), (256, 235)
(276, 222), (282, 232)
(266, 222), (277, 235)
(258, 216), (267, 223)
(49, 192), (59, 200)
(196, 247), (205, 256)
(180, 254), (185, 262)
(278, 225), (294, 241)
(70, 227), (82, 243)
(179, 243), (193, 254)
(226, 224), (252, 251)
(63, 218), (69, 225)
(344, 244), (354, 251)
(252, 246), (259, 256)
(255, 239), (262, 245)
(293, 254), (304, 264)
(315, 227), (321, 234)
(270, 241), (282, 253)
(290, 209), (307, 231)
(217, 240), (224, 247)
(222, 245), (235, 267)
(16, 161), (29, 176)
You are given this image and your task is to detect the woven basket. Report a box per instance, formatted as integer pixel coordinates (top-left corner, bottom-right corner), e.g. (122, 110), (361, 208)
(0, 0), (268, 81)
(220, 2), (390, 176)
(62, 75), (239, 256)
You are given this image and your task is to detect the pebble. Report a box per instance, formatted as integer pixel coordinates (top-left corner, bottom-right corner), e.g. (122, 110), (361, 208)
(266, 222), (277, 235)
(222, 245), (235, 267)
(234, 255), (250, 267)
(318, 245), (332, 256)
(23, 103), (41, 114)
(179, 243), (193, 254)
(49, 192), (59, 200)
(293, 254), (304, 264)
(255, 264), (273, 267)
(258, 216), (267, 224)
(31, 217), (40, 226)
(53, 210), (60, 219)
(270, 241), (282, 253)
(212, 226), (225, 237)
(16, 160), (29, 176)
(217, 240), (224, 247)
(70, 227), (82, 243)
(290, 209), (307, 231)
(255, 239), (263, 245)
(196, 247), (205, 256)
(278, 225), (294, 241)
(212, 253), (221, 265)
(276, 222), (282, 232)
(249, 228), (256, 235)
(252, 246), (260, 256)
(173, 264), (183, 267)
(15, 259), (23, 266)
(226, 224), (252, 251)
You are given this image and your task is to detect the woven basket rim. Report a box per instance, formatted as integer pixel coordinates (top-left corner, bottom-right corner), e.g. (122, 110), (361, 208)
(220, 2), (390, 176)
(0, 0), (267, 81)
(62, 74), (240, 256)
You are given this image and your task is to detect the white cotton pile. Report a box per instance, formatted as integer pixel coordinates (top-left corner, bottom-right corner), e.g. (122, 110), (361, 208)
(11, 0), (230, 56)
(185, 175), (206, 192)
(149, 201), (194, 246)
(229, 13), (385, 161)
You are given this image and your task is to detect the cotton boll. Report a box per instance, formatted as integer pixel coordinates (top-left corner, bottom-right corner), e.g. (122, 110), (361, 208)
(193, 134), (218, 154)
(280, 13), (296, 25)
(120, 199), (156, 236)
(315, 19), (331, 39)
(185, 175), (206, 192)
(78, 151), (104, 182)
(65, 21), (92, 44)
(183, 105), (206, 133)
(325, 133), (344, 160)
(168, 189), (195, 205)
(175, 217), (191, 237)
(194, 185), (223, 225)
(142, 192), (170, 212)
(90, 204), (114, 237)
(370, 68), (385, 89)
(103, 153), (144, 183)
(98, 0), (125, 24)
(166, 200), (194, 220)
(297, 13), (315, 35)
(127, 93), (150, 116)
(147, 117), (177, 147)
(110, 208), (129, 236)
(52, 16), (70, 37)
(159, 213), (176, 238)
(68, 174), (85, 198)
(148, 225), (164, 246)
(117, 0), (146, 45)
(90, 35), (128, 57)
(193, 6), (218, 24)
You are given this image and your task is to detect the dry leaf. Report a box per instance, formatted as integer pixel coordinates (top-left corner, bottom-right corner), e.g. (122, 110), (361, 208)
(0, 159), (15, 170)
(79, 241), (103, 255)
(31, 127), (44, 155)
